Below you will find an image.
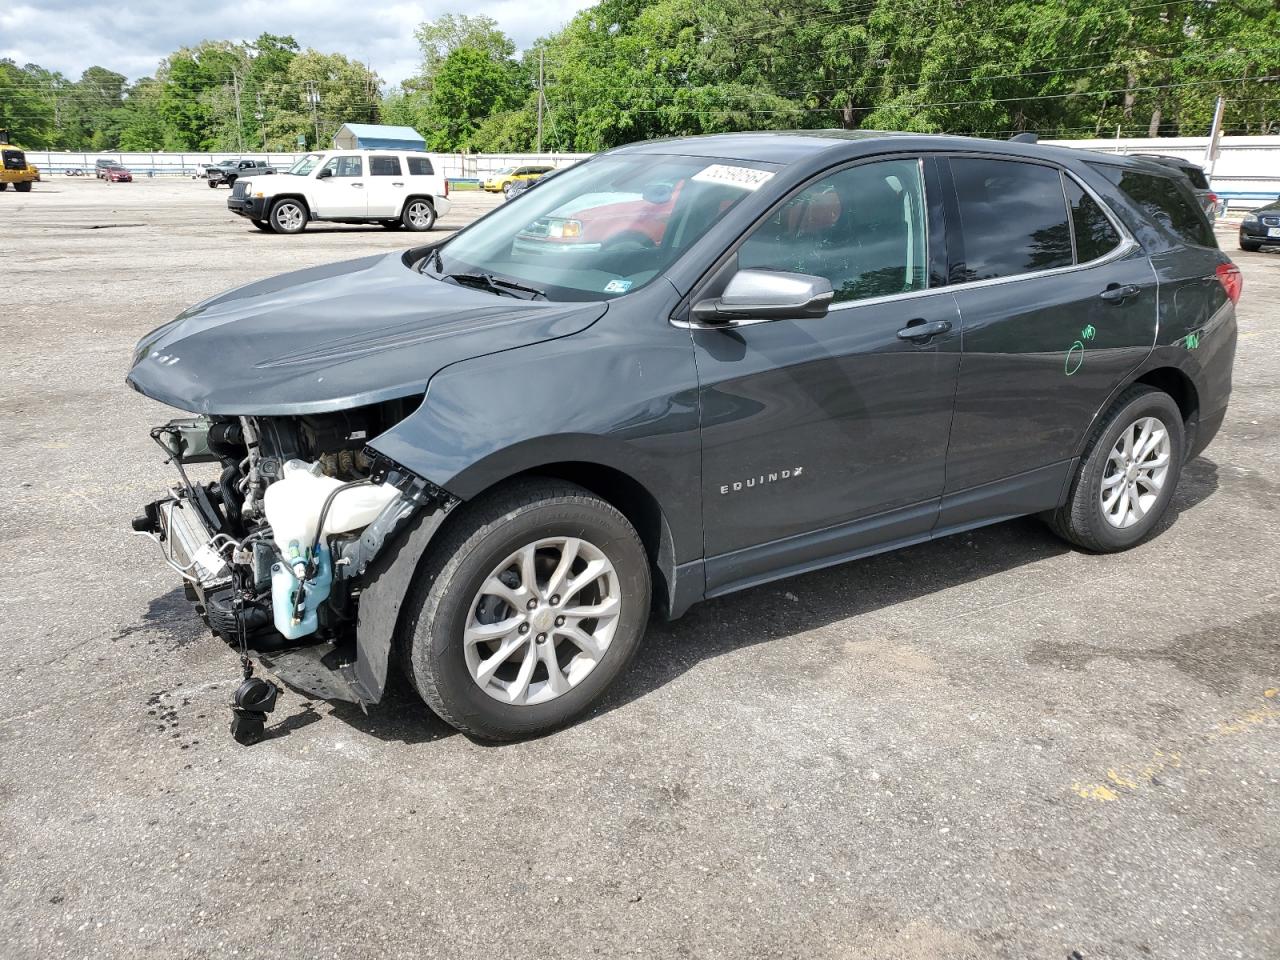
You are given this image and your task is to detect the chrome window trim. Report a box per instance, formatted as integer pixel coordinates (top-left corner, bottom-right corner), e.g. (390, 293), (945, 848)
(826, 165), (1136, 312)
(676, 153), (1139, 329)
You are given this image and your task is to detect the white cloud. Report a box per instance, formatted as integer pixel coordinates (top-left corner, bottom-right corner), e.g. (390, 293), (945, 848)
(0, 0), (598, 85)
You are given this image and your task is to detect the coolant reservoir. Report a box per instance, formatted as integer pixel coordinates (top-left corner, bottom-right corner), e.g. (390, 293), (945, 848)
(263, 460), (400, 559)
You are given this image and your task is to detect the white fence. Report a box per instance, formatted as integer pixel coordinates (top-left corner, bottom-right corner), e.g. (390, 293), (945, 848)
(23, 150), (594, 182)
(23, 137), (1279, 207)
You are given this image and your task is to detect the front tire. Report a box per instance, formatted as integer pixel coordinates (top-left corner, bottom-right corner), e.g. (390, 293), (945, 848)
(207, 178), (218, 189)
(269, 198), (308, 234)
(1239, 238), (1262, 252)
(14, 182), (31, 192)
(1047, 385), (1184, 552)
(403, 479), (651, 740)
(401, 198), (436, 232)
(251, 219), (272, 231)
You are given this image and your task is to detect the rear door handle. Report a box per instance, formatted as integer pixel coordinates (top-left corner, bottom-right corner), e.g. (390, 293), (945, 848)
(897, 319), (952, 342)
(1100, 283), (1141, 303)
(391, 182), (404, 187)
(350, 182), (364, 188)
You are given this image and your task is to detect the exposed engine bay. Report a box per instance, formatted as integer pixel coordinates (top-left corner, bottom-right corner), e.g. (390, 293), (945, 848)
(132, 399), (453, 736)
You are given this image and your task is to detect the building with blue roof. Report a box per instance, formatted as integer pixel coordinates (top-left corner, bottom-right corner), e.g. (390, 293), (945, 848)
(332, 123), (427, 151)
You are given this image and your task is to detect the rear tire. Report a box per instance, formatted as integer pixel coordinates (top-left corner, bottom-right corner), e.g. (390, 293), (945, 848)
(1047, 385), (1184, 552)
(401, 198), (436, 232)
(269, 198), (307, 234)
(14, 182), (31, 192)
(403, 479), (651, 741)
(0, 183), (7, 191)
(1239, 239), (1262, 252)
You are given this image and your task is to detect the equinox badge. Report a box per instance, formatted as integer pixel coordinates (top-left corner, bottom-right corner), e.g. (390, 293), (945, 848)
(720, 467), (804, 495)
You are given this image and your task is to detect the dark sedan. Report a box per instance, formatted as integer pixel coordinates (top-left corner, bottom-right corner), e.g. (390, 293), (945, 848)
(1239, 197), (1280, 251)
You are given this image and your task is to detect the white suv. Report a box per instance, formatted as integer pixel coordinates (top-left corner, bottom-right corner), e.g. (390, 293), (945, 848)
(226, 150), (452, 235)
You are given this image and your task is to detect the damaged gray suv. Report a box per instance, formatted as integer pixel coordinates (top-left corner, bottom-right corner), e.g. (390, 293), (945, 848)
(130, 132), (1239, 743)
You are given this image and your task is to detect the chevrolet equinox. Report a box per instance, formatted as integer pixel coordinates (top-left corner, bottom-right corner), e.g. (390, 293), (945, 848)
(128, 132), (1240, 743)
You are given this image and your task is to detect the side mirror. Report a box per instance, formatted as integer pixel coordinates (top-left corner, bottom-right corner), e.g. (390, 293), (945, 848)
(691, 269), (833, 325)
(316, 167), (332, 180)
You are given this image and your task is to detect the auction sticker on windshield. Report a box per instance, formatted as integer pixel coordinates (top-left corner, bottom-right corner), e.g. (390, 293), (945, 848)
(692, 164), (775, 191)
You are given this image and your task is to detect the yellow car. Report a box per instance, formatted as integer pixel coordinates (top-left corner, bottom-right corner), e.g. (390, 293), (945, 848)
(0, 138), (38, 192)
(483, 164), (554, 194)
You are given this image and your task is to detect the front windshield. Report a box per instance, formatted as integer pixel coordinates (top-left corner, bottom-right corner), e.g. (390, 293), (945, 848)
(427, 154), (777, 301)
(287, 153), (324, 176)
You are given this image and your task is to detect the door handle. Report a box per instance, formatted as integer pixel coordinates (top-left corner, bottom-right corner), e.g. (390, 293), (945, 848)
(896, 319), (952, 342)
(391, 181), (404, 187)
(350, 182), (364, 188)
(1099, 283), (1141, 303)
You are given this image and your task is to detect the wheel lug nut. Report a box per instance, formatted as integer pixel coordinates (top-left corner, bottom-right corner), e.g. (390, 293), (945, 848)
(536, 633), (547, 644)
(518, 623), (530, 635)
(555, 616), (565, 627)
(526, 598), (537, 610)
(550, 594), (560, 606)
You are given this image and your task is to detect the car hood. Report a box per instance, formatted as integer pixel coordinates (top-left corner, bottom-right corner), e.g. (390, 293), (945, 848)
(126, 251), (607, 415)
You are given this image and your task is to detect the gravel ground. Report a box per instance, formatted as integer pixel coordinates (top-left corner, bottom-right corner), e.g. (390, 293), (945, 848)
(1, 177), (1277, 960)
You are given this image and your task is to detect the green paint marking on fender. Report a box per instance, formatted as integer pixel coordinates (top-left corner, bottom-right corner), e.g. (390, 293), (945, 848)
(1183, 332), (1200, 350)
(1081, 324), (1097, 341)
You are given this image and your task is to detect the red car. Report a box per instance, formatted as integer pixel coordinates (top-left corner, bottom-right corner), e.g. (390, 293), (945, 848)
(514, 183), (681, 254)
(105, 166), (133, 183)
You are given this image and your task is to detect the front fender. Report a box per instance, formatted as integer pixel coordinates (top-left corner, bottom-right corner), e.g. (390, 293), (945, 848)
(367, 290), (703, 567)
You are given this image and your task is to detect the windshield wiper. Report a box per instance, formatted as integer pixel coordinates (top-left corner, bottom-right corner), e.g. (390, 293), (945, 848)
(446, 272), (545, 300)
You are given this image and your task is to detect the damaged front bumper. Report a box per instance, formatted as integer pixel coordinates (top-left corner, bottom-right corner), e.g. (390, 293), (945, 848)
(133, 415), (454, 707)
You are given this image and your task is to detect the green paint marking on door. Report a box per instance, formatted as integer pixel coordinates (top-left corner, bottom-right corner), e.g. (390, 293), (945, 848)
(1081, 324), (1097, 341)
(1065, 341), (1085, 376)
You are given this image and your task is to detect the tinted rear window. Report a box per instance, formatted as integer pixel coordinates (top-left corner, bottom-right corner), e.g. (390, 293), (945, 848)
(370, 155), (402, 176)
(1065, 179), (1123, 263)
(406, 156), (434, 176)
(1180, 165), (1210, 189)
(1092, 165), (1216, 248)
(950, 158), (1073, 281)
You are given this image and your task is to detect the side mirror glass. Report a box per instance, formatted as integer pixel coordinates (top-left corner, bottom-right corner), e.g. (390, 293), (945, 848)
(316, 167), (333, 180)
(691, 269), (833, 325)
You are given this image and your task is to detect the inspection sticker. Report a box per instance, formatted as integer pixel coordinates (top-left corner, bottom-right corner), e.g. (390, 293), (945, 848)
(604, 279), (633, 293)
(692, 164), (775, 191)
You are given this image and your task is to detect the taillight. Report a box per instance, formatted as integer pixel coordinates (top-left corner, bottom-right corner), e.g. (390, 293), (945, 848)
(1216, 262), (1242, 306)
(1207, 192), (1218, 203)
(443, 178), (449, 198)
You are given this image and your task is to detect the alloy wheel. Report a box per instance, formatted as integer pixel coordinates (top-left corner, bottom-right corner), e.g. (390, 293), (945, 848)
(1100, 416), (1171, 528)
(274, 202), (304, 232)
(406, 201), (433, 229)
(464, 537), (621, 706)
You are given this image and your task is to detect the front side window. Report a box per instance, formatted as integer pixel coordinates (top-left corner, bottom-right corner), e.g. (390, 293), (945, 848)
(321, 155), (363, 178)
(951, 158), (1073, 281)
(738, 158), (928, 304)
(370, 155), (402, 176)
(427, 154), (775, 301)
(406, 156), (434, 176)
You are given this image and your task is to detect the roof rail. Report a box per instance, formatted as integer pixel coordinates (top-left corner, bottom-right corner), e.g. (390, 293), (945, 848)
(1008, 132), (1038, 144)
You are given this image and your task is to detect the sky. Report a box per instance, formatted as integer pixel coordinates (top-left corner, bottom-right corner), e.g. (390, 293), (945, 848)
(0, 0), (599, 86)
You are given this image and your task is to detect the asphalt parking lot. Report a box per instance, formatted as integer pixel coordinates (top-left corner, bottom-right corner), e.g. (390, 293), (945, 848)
(1, 176), (1277, 960)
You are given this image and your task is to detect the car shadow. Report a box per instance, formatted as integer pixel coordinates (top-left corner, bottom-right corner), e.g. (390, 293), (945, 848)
(161, 457), (1219, 746)
(586, 455), (1222, 725)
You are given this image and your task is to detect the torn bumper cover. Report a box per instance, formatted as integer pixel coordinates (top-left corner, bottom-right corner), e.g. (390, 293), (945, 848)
(133, 429), (454, 706)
